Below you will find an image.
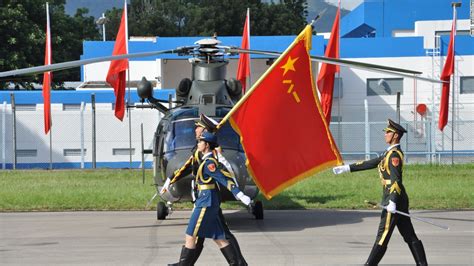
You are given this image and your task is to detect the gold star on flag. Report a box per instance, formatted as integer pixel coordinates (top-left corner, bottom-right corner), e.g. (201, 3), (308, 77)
(280, 56), (299, 76)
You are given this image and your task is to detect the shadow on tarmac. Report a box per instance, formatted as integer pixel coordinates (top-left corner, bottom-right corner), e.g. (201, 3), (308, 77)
(223, 209), (381, 233)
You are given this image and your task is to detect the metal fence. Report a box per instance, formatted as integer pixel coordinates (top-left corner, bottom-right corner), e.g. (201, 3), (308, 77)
(330, 120), (474, 164)
(0, 97), (161, 170)
(0, 99), (473, 170)
(329, 100), (474, 164)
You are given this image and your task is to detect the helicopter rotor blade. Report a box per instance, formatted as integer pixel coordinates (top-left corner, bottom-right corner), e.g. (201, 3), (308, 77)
(0, 48), (191, 78)
(228, 48), (445, 84)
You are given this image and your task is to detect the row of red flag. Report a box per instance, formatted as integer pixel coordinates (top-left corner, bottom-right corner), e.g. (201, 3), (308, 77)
(41, 1), (129, 134)
(42, 3), (457, 133)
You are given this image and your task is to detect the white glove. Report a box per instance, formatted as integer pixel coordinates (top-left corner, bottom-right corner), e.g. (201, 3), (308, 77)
(236, 192), (251, 206)
(160, 178), (171, 195)
(386, 200), (396, 213)
(332, 165), (350, 175)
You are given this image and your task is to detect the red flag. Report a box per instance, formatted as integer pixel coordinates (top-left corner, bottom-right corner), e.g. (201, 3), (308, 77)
(316, 4), (340, 125)
(106, 4), (129, 121)
(227, 25), (342, 199)
(438, 10), (456, 131)
(42, 2), (52, 134)
(236, 8), (251, 94)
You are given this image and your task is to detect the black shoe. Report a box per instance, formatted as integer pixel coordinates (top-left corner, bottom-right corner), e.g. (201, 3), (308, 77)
(409, 240), (428, 266)
(169, 245), (196, 266)
(365, 244), (387, 266)
(220, 244), (239, 265)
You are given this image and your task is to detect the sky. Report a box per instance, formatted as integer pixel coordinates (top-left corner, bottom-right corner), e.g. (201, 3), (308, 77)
(325, 0), (364, 10)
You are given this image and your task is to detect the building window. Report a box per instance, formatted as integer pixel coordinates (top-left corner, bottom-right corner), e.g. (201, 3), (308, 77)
(435, 30), (471, 48)
(367, 78), (403, 96)
(16, 149), (37, 157)
(63, 104), (81, 111)
(64, 149), (86, 156)
(460, 76), (474, 94)
(113, 148), (135, 156)
(15, 104), (36, 111)
(333, 77), (343, 98)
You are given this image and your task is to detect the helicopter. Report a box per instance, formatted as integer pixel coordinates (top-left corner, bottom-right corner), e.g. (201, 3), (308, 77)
(0, 29), (445, 221)
(135, 38), (263, 220)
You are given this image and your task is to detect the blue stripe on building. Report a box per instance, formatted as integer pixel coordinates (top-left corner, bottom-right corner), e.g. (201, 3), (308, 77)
(0, 89), (176, 104)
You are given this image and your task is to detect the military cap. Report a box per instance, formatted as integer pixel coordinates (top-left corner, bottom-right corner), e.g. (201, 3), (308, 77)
(194, 114), (218, 132)
(198, 131), (218, 145)
(383, 119), (407, 135)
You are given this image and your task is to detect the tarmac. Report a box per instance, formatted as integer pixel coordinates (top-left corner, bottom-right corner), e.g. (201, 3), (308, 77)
(1, 209), (473, 265)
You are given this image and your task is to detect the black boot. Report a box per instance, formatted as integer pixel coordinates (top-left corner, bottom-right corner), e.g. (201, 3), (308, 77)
(190, 237), (205, 265)
(227, 233), (248, 266)
(168, 246), (196, 266)
(365, 244), (387, 266)
(220, 244), (239, 265)
(408, 240), (428, 266)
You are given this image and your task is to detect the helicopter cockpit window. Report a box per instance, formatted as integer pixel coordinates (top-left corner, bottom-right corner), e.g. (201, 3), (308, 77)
(164, 119), (196, 152)
(163, 118), (242, 153)
(215, 122), (242, 151)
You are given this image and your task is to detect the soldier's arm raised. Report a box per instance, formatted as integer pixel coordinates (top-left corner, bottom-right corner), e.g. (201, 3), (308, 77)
(169, 155), (193, 184)
(349, 156), (383, 172)
(333, 156), (383, 175)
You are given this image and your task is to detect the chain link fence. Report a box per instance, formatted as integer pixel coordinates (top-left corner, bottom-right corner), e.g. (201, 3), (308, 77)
(330, 101), (474, 164)
(1, 98), (161, 169)
(1, 99), (473, 169)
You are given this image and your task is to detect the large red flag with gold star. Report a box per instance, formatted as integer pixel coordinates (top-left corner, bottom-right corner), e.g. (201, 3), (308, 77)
(224, 25), (342, 199)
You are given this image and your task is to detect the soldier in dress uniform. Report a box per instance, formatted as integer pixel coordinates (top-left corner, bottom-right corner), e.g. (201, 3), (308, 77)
(163, 114), (247, 265)
(333, 119), (428, 266)
(171, 132), (251, 265)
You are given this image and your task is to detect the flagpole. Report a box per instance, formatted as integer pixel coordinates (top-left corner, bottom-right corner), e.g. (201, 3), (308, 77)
(450, 2), (460, 165)
(45, 2), (51, 135)
(247, 8), (252, 91)
(45, 2), (53, 169)
(337, 0), (341, 145)
(123, 0), (133, 168)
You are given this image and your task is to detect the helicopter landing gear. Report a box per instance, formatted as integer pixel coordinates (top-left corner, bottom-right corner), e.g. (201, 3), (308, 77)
(157, 201), (170, 220)
(250, 200), (264, 220)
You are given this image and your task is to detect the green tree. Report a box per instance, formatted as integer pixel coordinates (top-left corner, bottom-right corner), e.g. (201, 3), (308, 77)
(0, 0), (100, 89)
(105, 0), (308, 38)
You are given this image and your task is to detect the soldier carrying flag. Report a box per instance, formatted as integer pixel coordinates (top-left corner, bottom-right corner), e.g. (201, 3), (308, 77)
(170, 132), (251, 265)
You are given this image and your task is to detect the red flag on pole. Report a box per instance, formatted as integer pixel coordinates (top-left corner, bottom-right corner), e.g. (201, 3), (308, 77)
(224, 25), (342, 199)
(316, 4), (340, 125)
(42, 2), (52, 134)
(438, 10), (456, 131)
(106, 3), (129, 121)
(236, 8), (251, 94)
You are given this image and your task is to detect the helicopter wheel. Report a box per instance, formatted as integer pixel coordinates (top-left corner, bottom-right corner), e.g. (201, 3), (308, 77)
(157, 201), (169, 220)
(253, 200), (264, 220)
